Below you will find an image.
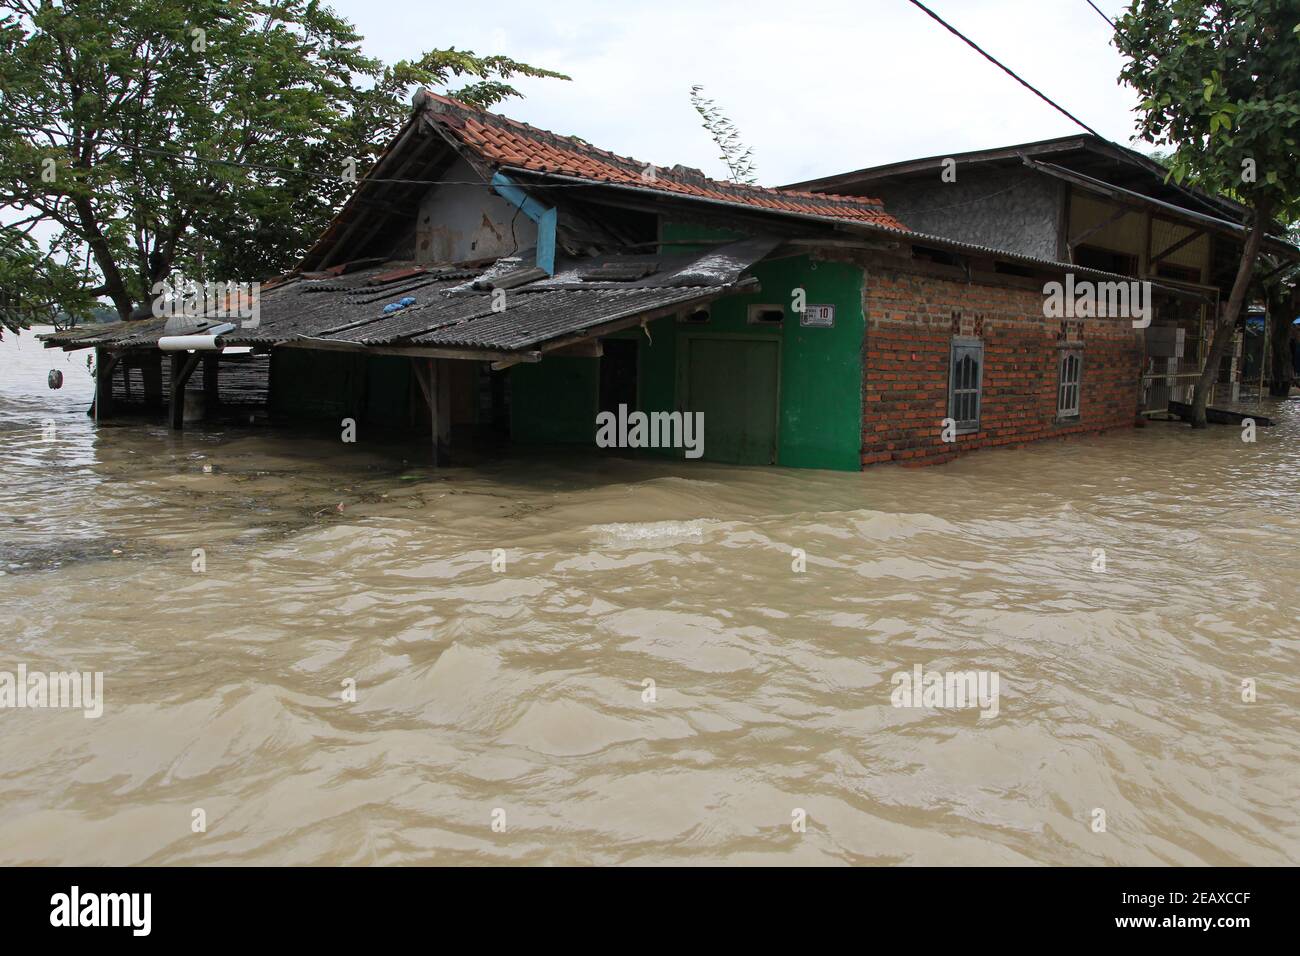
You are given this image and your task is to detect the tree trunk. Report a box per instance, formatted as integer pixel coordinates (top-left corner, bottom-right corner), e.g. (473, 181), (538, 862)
(71, 196), (135, 322)
(1267, 283), (1296, 397)
(1190, 200), (1272, 426)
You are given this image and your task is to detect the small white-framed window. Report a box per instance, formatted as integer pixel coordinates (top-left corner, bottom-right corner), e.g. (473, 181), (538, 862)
(1057, 349), (1082, 420)
(747, 304), (785, 326)
(948, 337), (983, 434)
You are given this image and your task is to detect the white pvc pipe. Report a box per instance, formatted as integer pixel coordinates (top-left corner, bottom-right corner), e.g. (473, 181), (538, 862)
(159, 333), (226, 351)
(158, 322), (235, 352)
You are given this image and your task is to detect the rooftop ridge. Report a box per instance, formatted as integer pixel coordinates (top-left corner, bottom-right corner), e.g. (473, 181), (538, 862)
(416, 90), (904, 228)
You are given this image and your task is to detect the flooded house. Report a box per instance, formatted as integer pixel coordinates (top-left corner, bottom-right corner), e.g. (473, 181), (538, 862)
(789, 134), (1300, 411)
(43, 95), (1214, 470)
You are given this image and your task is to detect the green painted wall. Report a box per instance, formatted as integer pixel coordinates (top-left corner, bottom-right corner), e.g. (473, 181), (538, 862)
(642, 223), (865, 471)
(505, 221), (866, 471)
(271, 349), (411, 424)
(509, 355), (598, 443)
(271, 349), (363, 419)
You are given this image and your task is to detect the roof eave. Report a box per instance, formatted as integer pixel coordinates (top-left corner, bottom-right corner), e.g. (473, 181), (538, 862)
(785, 133), (1253, 225)
(782, 134), (1098, 191)
(505, 167), (1210, 295)
(1026, 158), (1300, 260)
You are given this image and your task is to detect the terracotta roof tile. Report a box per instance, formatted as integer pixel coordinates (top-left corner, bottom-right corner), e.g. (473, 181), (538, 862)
(419, 92), (908, 231)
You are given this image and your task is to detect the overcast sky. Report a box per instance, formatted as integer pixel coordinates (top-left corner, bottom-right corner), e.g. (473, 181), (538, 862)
(332, 0), (1144, 186)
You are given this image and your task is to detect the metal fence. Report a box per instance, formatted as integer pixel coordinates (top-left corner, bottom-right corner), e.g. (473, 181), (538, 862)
(1140, 360), (1222, 414)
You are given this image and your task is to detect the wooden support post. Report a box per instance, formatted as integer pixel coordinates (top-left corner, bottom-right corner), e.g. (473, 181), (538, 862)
(202, 354), (220, 418)
(142, 351), (164, 409)
(437, 358), (451, 454)
(169, 352), (202, 430)
(266, 350), (279, 417)
(94, 347), (113, 423)
(92, 348), (125, 423)
(169, 353), (185, 430)
(429, 359), (441, 467)
(411, 358), (439, 467)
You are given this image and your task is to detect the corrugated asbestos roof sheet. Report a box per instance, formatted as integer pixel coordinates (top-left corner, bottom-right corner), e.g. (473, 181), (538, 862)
(409, 287), (720, 349)
(419, 92), (908, 231)
(42, 239), (768, 353)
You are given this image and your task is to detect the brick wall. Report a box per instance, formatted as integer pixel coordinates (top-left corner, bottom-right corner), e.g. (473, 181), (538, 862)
(860, 267), (1144, 468)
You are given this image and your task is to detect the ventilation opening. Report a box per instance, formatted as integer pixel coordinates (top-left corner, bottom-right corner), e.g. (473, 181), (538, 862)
(747, 304), (785, 326)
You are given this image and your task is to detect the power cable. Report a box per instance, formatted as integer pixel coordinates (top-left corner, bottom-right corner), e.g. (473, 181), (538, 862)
(1085, 0), (1117, 30)
(904, 0), (1103, 137)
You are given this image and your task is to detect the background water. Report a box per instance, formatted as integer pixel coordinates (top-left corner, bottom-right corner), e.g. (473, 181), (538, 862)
(1, 328), (1296, 865)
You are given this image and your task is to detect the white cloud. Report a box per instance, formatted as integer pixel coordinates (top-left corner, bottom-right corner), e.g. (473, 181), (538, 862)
(334, 0), (1147, 186)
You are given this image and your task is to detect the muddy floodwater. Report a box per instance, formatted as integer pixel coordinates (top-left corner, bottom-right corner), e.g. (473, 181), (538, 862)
(1, 327), (1297, 866)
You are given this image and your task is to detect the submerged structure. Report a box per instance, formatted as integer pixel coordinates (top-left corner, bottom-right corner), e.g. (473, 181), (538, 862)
(790, 135), (1300, 410)
(44, 93), (1269, 471)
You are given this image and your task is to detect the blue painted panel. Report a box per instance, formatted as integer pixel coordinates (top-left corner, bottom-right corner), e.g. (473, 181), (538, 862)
(490, 172), (557, 275)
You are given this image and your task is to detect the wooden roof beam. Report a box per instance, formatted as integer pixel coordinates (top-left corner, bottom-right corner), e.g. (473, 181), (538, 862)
(1150, 227), (1207, 265)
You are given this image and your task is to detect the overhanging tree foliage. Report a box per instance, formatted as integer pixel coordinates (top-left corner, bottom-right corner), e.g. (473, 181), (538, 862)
(0, 224), (93, 335)
(1115, 0), (1300, 424)
(0, 0), (567, 330)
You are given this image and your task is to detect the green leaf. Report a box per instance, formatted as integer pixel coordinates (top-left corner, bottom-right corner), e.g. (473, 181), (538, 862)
(0, 0), (567, 316)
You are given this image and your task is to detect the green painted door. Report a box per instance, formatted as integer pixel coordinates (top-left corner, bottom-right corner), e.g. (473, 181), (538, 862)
(683, 337), (780, 464)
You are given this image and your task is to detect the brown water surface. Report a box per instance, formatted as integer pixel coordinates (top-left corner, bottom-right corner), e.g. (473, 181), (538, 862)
(1, 328), (1297, 864)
